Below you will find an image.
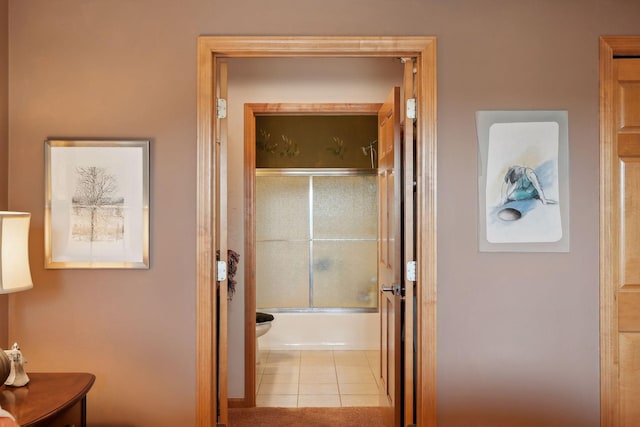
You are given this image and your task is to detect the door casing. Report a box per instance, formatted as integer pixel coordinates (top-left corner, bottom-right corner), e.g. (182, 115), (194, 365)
(599, 35), (640, 427)
(196, 36), (437, 427)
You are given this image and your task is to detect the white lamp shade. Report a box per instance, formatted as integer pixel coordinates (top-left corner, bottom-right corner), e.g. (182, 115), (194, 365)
(0, 212), (33, 294)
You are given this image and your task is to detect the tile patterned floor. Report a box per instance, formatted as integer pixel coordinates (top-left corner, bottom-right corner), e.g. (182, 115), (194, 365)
(256, 350), (390, 408)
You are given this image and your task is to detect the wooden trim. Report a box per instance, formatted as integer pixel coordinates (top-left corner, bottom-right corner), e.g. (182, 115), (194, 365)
(599, 35), (616, 427)
(196, 36), (437, 427)
(243, 104), (257, 408)
(244, 103), (383, 115)
(599, 36), (640, 427)
(197, 36), (436, 58)
(601, 36), (640, 57)
(196, 38), (216, 427)
(247, 103), (382, 114)
(228, 398), (251, 409)
(415, 40), (438, 427)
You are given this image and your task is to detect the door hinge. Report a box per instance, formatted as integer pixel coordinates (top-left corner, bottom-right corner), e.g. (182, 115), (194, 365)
(216, 260), (227, 282)
(406, 260), (416, 282)
(216, 98), (227, 119)
(406, 98), (416, 120)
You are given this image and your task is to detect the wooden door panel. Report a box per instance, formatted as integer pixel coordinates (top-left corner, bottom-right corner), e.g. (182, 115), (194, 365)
(381, 295), (390, 391)
(387, 171), (396, 271)
(618, 293), (640, 331)
(385, 297), (396, 398)
(378, 87), (401, 427)
(379, 172), (388, 266)
(618, 61), (640, 131)
(620, 333), (640, 427)
(616, 58), (640, 427)
(620, 82), (640, 130)
(621, 156), (640, 286)
(603, 51), (640, 427)
(618, 134), (640, 156)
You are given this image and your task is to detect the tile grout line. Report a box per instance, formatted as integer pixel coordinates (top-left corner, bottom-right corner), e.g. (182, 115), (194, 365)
(296, 349), (302, 407)
(333, 350), (344, 407)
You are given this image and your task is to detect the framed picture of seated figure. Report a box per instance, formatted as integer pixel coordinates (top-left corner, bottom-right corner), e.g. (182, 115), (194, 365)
(476, 111), (569, 252)
(45, 139), (150, 268)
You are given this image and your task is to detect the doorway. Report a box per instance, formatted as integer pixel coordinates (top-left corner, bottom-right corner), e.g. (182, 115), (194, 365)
(195, 36), (437, 427)
(244, 103), (383, 408)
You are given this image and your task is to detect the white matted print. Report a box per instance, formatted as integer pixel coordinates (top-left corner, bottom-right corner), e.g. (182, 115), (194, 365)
(45, 139), (150, 268)
(477, 111), (569, 252)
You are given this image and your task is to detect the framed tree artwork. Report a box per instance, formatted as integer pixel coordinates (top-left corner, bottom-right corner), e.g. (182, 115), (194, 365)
(45, 139), (150, 268)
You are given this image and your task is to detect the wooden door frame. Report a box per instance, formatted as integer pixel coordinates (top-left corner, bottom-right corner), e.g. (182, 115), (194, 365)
(599, 36), (640, 427)
(196, 36), (437, 427)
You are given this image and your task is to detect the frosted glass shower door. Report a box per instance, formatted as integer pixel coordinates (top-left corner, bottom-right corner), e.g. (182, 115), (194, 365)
(313, 176), (378, 309)
(256, 176), (310, 308)
(256, 173), (378, 311)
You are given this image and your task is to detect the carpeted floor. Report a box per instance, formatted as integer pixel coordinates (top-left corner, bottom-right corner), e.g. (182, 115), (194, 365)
(228, 407), (386, 426)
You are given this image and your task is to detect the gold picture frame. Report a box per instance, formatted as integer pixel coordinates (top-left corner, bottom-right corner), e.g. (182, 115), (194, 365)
(45, 139), (150, 269)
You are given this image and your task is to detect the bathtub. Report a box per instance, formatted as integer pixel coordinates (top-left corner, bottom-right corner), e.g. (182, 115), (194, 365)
(258, 311), (380, 351)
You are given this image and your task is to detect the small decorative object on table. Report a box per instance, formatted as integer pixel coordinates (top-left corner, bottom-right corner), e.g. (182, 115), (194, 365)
(4, 343), (29, 387)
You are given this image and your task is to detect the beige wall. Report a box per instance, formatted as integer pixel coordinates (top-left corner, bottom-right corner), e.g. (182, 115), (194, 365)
(8, 2), (198, 426)
(5, 0), (640, 426)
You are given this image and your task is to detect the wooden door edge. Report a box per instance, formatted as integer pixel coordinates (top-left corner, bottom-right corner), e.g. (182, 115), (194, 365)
(402, 57), (416, 427)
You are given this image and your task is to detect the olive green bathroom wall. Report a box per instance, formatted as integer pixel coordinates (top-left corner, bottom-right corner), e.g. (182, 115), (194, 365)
(5, 1), (640, 426)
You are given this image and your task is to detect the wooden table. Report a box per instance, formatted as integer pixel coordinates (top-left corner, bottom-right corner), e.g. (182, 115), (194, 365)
(0, 373), (95, 427)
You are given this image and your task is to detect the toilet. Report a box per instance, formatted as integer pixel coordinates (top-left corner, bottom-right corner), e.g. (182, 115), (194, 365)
(256, 312), (274, 360)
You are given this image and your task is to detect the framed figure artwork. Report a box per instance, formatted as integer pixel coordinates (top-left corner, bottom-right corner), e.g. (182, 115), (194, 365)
(477, 111), (569, 252)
